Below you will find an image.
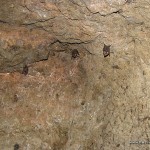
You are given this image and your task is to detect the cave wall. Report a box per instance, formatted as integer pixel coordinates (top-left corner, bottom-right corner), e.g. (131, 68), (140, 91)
(0, 0), (150, 150)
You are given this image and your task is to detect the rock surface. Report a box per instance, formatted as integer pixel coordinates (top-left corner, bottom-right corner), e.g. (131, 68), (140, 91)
(0, 0), (150, 149)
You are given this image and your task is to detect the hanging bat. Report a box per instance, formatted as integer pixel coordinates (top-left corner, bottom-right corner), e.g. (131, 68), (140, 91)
(71, 49), (80, 59)
(22, 65), (28, 75)
(103, 44), (111, 57)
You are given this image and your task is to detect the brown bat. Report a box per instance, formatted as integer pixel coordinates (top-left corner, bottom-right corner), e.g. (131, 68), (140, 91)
(14, 143), (20, 150)
(103, 44), (111, 57)
(71, 49), (79, 59)
(22, 65), (28, 75)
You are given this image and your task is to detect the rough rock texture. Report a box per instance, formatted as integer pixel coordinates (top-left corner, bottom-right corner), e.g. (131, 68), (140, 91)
(0, 0), (150, 150)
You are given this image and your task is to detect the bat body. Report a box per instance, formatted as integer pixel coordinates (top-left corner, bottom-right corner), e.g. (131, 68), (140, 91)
(71, 49), (79, 59)
(22, 65), (28, 75)
(103, 44), (111, 57)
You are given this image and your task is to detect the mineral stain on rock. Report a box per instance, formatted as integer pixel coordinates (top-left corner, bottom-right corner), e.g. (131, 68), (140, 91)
(112, 65), (120, 69)
(125, 0), (135, 4)
(13, 94), (19, 102)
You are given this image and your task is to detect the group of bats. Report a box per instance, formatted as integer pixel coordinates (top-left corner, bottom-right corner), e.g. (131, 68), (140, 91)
(22, 44), (111, 75)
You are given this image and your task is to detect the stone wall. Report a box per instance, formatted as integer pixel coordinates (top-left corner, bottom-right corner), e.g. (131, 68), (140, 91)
(0, 0), (150, 149)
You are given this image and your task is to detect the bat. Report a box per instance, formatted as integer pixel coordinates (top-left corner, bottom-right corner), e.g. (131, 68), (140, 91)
(103, 44), (111, 57)
(71, 49), (79, 59)
(22, 65), (28, 75)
